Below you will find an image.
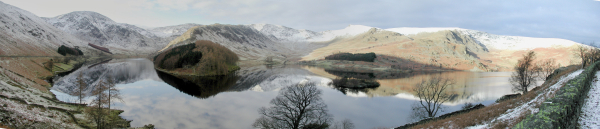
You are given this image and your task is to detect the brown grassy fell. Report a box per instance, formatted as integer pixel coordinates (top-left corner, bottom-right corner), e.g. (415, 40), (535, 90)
(154, 40), (239, 76)
(302, 28), (576, 72)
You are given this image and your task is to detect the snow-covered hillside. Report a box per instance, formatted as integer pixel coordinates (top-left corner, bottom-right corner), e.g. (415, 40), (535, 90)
(385, 27), (582, 50)
(0, 1), (86, 56)
(247, 24), (376, 43)
(458, 29), (581, 50)
(247, 24), (321, 43)
(43, 11), (173, 53)
(149, 23), (202, 38)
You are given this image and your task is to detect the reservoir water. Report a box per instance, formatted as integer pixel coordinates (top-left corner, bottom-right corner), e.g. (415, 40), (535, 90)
(51, 58), (518, 129)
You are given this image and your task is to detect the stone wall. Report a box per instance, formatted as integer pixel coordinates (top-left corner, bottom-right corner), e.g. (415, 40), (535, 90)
(515, 62), (600, 128)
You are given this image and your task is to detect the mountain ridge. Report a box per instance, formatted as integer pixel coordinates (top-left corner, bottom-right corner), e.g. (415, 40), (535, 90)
(0, 1), (88, 56)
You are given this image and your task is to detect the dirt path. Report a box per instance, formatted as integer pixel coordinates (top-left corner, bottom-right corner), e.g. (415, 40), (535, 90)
(578, 71), (600, 128)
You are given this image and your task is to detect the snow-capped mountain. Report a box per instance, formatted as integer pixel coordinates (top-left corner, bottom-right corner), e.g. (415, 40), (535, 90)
(43, 11), (172, 53)
(0, 1), (87, 56)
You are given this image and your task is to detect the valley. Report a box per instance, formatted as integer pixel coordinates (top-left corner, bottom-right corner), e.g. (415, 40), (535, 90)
(0, 0), (597, 129)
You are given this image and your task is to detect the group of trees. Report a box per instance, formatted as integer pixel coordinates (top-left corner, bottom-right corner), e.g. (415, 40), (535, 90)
(154, 40), (239, 75)
(511, 44), (600, 95)
(85, 74), (125, 128)
(70, 72), (126, 128)
(509, 51), (562, 94)
(253, 83), (354, 129)
(57, 45), (83, 56)
(575, 44), (600, 69)
(154, 43), (203, 69)
(331, 76), (380, 88)
(324, 52), (377, 62)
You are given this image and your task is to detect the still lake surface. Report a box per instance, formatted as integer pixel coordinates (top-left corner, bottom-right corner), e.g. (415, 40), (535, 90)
(51, 58), (518, 129)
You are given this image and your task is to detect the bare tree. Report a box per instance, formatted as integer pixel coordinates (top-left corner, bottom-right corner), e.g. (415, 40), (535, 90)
(253, 82), (333, 129)
(87, 79), (109, 129)
(510, 51), (537, 94)
(587, 45), (600, 66)
(412, 75), (455, 119)
(536, 58), (557, 81)
(575, 45), (589, 68)
(69, 73), (88, 109)
(104, 74), (124, 128)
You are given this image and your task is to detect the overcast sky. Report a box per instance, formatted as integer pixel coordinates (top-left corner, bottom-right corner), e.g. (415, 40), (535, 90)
(3, 0), (599, 43)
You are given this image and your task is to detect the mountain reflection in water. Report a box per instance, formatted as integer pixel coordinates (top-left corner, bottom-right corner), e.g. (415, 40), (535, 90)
(50, 58), (517, 129)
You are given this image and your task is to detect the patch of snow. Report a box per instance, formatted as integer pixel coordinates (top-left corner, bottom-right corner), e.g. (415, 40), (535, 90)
(250, 85), (264, 92)
(465, 124), (488, 129)
(385, 27), (463, 35)
(578, 71), (600, 128)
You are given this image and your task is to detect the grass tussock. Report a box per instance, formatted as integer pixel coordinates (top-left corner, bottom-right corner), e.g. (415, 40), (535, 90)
(406, 65), (580, 129)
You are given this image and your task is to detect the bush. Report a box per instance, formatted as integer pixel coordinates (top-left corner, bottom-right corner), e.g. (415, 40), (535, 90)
(325, 52), (376, 62)
(154, 43), (202, 69)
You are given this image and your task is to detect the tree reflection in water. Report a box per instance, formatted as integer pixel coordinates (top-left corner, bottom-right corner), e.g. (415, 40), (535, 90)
(155, 70), (239, 99)
(409, 76), (456, 122)
(253, 82), (333, 129)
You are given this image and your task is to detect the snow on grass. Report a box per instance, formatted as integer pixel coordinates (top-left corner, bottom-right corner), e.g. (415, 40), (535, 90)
(467, 69), (584, 128)
(578, 71), (600, 128)
(0, 67), (82, 128)
(0, 98), (79, 128)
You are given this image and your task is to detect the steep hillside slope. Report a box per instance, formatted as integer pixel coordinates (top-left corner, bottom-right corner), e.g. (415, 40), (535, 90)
(160, 24), (294, 60)
(0, 1), (87, 56)
(43, 11), (171, 54)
